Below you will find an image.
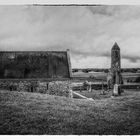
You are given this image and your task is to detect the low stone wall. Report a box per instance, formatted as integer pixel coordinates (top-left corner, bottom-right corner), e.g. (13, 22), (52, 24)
(0, 80), (37, 92)
(72, 84), (108, 91)
(0, 80), (72, 98)
(121, 84), (140, 90)
(72, 83), (140, 91)
(47, 81), (73, 98)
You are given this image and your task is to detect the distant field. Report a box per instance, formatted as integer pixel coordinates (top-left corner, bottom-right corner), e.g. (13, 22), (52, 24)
(72, 71), (140, 83)
(0, 90), (140, 135)
(72, 71), (107, 82)
(122, 72), (140, 77)
(72, 71), (106, 78)
(72, 71), (140, 78)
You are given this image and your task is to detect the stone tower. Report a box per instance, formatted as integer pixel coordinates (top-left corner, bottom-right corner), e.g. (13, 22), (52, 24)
(110, 42), (123, 88)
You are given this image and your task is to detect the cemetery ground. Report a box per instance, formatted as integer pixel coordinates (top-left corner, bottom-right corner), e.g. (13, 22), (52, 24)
(0, 89), (140, 135)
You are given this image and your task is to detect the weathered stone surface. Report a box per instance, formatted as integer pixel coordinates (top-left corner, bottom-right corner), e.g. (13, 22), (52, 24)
(110, 42), (123, 89)
(36, 82), (49, 93)
(47, 81), (73, 98)
(0, 80), (73, 98)
(0, 50), (72, 97)
(0, 51), (71, 79)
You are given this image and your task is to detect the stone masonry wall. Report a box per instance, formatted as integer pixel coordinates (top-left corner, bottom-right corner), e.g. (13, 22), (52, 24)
(0, 80), (73, 98)
(0, 51), (71, 79)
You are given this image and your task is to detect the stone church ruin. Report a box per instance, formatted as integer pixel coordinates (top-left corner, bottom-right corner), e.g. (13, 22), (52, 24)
(0, 42), (125, 97)
(0, 50), (72, 97)
(0, 50), (72, 79)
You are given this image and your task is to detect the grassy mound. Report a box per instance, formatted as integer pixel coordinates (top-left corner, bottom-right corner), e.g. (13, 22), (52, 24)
(0, 90), (140, 135)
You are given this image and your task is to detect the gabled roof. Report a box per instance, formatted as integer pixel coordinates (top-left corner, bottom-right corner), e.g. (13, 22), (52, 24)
(112, 42), (120, 50)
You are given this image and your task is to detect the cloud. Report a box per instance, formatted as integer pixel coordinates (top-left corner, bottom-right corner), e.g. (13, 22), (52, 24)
(0, 5), (140, 68)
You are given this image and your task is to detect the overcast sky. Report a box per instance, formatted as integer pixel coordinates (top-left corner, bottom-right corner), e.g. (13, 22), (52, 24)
(0, 5), (140, 68)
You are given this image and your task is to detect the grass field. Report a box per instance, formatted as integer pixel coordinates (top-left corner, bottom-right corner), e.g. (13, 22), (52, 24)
(0, 90), (140, 135)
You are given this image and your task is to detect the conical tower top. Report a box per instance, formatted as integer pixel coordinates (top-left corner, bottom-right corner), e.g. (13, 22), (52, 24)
(112, 42), (120, 50)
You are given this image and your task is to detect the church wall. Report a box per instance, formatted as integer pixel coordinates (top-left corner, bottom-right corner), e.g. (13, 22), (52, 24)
(0, 51), (71, 79)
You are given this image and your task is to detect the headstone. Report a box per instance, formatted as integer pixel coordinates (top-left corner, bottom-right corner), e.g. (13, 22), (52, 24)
(88, 82), (92, 92)
(113, 84), (119, 96)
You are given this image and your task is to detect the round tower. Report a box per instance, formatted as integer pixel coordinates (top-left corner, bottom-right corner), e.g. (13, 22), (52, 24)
(110, 42), (123, 88)
(111, 42), (121, 73)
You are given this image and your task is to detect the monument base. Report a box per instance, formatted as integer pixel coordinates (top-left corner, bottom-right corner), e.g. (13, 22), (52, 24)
(112, 84), (121, 96)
